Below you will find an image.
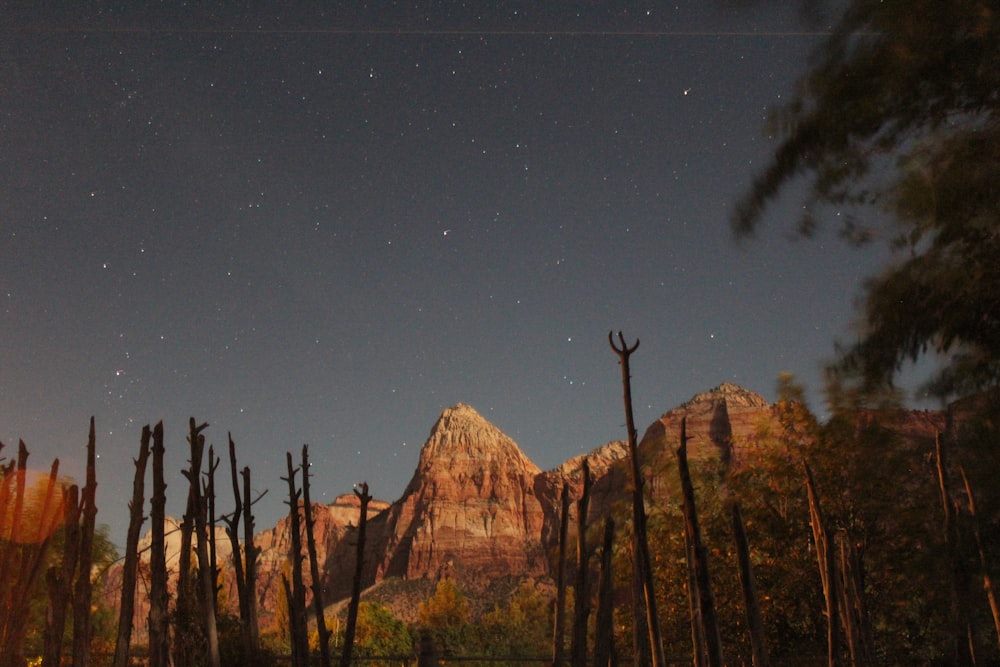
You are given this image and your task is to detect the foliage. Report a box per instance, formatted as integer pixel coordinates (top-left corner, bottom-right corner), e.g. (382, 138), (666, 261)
(415, 578), (471, 656)
(733, 0), (1000, 399)
(608, 383), (1000, 665)
(477, 580), (553, 658)
(352, 602), (413, 657)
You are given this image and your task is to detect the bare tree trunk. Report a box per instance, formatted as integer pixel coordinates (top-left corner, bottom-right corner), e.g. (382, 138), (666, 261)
(594, 517), (616, 667)
(5, 452), (63, 667)
(44, 483), (80, 667)
(175, 427), (197, 667)
(341, 482), (372, 667)
(553, 483), (570, 667)
(836, 530), (873, 667)
(302, 445), (333, 667)
(148, 421), (171, 667)
(609, 331), (665, 667)
(284, 452), (309, 666)
(571, 459), (593, 667)
(960, 464), (1000, 654)
(684, 520), (706, 667)
(113, 425), (151, 667)
(936, 434), (977, 665)
(73, 417), (99, 667)
(188, 420), (221, 667)
(225, 434), (265, 662)
(731, 503), (769, 667)
(677, 419), (723, 667)
(243, 465), (262, 654)
(225, 435), (251, 656)
(206, 444), (221, 611)
(805, 462), (841, 667)
(283, 574), (303, 667)
(1, 442), (31, 667)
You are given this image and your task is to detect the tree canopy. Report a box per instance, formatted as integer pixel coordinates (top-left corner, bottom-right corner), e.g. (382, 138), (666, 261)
(734, 0), (1000, 399)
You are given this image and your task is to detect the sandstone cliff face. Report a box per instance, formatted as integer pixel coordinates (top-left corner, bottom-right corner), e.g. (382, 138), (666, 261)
(378, 404), (548, 582)
(639, 382), (776, 464)
(103, 384), (956, 633)
(252, 494), (390, 621)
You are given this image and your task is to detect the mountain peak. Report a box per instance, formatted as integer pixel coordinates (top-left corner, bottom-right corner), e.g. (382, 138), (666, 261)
(418, 404), (541, 474)
(677, 382), (769, 411)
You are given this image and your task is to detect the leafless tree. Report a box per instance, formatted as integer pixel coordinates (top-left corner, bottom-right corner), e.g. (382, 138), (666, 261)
(609, 331), (665, 667)
(302, 445), (333, 667)
(112, 425), (151, 667)
(283, 452), (309, 666)
(72, 418), (99, 667)
(340, 482), (372, 667)
(677, 418), (723, 667)
(148, 422), (170, 667)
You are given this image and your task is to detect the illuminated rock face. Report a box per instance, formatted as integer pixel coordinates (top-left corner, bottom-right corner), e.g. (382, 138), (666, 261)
(638, 382), (776, 466)
(378, 404), (548, 582)
(103, 385), (950, 632)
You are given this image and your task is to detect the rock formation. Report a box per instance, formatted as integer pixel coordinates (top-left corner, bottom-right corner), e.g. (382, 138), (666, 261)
(377, 404), (548, 583)
(101, 383), (952, 635)
(639, 381), (776, 464)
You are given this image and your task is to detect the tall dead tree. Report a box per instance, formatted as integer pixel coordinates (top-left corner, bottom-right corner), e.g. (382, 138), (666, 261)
(341, 482), (372, 667)
(284, 452), (310, 666)
(677, 418), (723, 667)
(731, 503), (769, 667)
(175, 422), (199, 667)
(188, 420), (221, 667)
(571, 459), (593, 667)
(936, 434), (977, 664)
(242, 464), (262, 652)
(836, 530), (873, 666)
(593, 517), (616, 667)
(960, 464), (1000, 652)
(3, 448), (63, 667)
(553, 483), (570, 667)
(609, 331), (665, 667)
(302, 445), (333, 667)
(112, 425), (152, 667)
(43, 483), (80, 667)
(804, 462), (841, 667)
(73, 417), (99, 667)
(148, 421), (170, 667)
(224, 434), (265, 662)
(205, 444), (221, 610)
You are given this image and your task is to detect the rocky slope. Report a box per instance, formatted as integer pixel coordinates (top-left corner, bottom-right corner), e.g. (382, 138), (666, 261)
(103, 383), (947, 632)
(375, 404), (548, 583)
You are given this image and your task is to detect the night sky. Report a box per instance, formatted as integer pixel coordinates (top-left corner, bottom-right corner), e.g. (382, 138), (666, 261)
(1, 3), (897, 548)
